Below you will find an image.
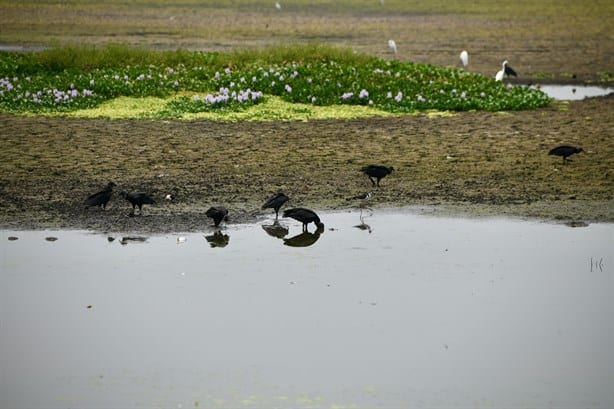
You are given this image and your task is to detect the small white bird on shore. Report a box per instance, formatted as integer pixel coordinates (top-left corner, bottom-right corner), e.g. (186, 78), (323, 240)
(460, 50), (468, 68)
(388, 39), (397, 54)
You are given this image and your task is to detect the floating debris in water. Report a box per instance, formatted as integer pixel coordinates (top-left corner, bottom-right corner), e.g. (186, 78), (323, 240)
(8, 236), (18, 241)
(45, 236), (58, 242)
(177, 236), (187, 244)
(107, 236), (115, 242)
(86, 305), (92, 309)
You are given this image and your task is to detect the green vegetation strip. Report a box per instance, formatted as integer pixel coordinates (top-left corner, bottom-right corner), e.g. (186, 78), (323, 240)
(0, 44), (551, 119)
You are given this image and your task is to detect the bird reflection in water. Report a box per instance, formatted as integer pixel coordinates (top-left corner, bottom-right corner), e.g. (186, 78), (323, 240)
(283, 226), (324, 247)
(119, 236), (148, 245)
(261, 221), (289, 239)
(354, 210), (373, 234)
(204, 231), (230, 248)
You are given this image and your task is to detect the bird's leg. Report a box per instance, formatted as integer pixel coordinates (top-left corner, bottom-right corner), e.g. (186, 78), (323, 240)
(369, 177), (376, 187)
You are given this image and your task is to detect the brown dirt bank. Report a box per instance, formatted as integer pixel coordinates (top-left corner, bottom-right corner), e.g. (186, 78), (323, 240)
(1, 95), (613, 233)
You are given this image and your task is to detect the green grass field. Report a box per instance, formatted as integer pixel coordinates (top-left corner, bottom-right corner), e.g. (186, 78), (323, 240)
(1, 0), (612, 80)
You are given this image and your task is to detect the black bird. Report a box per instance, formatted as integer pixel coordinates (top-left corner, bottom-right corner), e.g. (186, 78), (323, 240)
(549, 145), (583, 163)
(283, 208), (324, 231)
(504, 60), (518, 77)
(121, 191), (156, 215)
(496, 60), (517, 81)
(262, 192), (290, 219)
(361, 165), (394, 187)
(205, 206), (229, 227)
(85, 181), (116, 209)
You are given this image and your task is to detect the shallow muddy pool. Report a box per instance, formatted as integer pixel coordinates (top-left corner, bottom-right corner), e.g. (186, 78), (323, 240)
(531, 84), (613, 100)
(1, 210), (612, 409)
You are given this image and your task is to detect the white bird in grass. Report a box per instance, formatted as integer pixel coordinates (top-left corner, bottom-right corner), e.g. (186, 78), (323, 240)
(459, 50), (468, 68)
(275, 2), (281, 10)
(388, 39), (397, 54)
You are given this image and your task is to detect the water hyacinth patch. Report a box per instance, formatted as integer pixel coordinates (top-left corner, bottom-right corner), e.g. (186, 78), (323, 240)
(160, 88), (264, 117)
(0, 45), (551, 116)
(0, 76), (101, 112)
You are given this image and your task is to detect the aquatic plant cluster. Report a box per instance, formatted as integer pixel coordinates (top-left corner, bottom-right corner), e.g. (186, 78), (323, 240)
(0, 46), (551, 116)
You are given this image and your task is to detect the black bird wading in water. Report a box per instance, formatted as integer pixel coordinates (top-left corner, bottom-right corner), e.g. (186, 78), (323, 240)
(283, 208), (324, 231)
(121, 191), (156, 216)
(206, 206), (229, 227)
(548, 145), (583, 163)
(361, 165), (394, 187)
(85, 181), (116, 209)
(262, 192), (290, 219)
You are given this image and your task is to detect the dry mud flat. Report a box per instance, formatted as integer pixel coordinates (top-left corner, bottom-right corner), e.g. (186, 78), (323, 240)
(0, 95), (613, 233)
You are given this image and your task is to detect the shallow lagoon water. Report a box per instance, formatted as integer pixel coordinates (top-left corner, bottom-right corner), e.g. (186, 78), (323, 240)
(531, 84), (613, 100)
(1, 210), (612, 409)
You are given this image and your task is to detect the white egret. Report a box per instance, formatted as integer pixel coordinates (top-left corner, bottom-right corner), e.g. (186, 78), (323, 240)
(388, 39), (397, 54)
(459, 50), (468, 68)
(275, 2), (281, 10)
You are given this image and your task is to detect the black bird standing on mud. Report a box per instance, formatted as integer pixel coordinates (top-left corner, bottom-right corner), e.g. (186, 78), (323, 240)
(121, 191), (156, 216)
(262, 192), (290, 219)
(361, 165), (394, 187)
(548, 145), (583, 163)
(206, 206), (229, 227)
(283, 208), (324, 231)
(84, 181), (116, 209)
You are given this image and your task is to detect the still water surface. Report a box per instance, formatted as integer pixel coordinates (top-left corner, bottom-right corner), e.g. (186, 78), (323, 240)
(531, 84), (613, 100)
(1, 210), (612, 408)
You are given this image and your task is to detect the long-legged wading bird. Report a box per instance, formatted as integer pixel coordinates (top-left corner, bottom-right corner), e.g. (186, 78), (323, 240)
(549, 145), (583, 163)
(388, 39), (397, 54)
(496, 60), (517, 81)
(460, 50), (468, 68)
(121, 191), (156, 215)
(85, 181), (116, 209)
(283, 208), (324, 231)
(206, 206), (229, 227)
(262, 192), (290, 219)
(361, 165), (394, 187)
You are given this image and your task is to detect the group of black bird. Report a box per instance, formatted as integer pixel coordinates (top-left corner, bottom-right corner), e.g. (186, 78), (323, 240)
(84, 147), (580, 228)
(84, 164), (395, 230)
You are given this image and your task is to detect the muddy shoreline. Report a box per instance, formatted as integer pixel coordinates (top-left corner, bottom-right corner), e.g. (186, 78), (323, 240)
(1, 94), (612, 233)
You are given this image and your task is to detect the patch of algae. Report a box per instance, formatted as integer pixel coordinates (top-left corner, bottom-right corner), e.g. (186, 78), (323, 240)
(65, 95), (428, 121)
(65, 96), (169, 119)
